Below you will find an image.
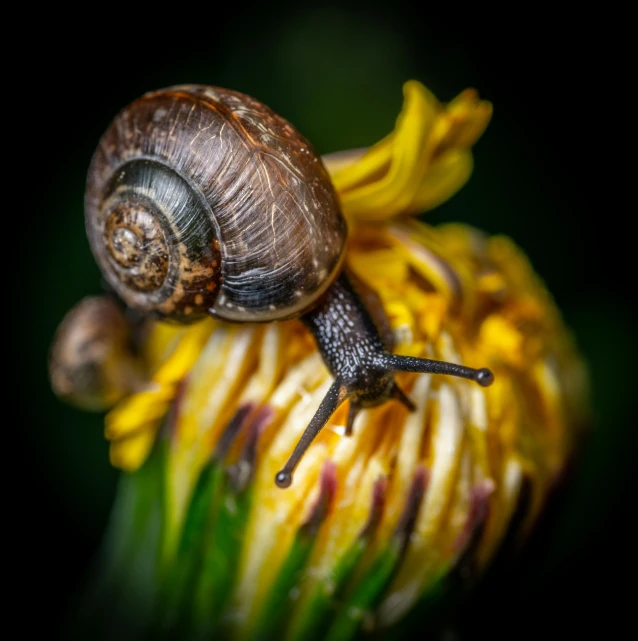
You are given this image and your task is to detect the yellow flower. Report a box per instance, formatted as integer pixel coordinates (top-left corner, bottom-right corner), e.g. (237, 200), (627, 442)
(51, 81), (588, 640)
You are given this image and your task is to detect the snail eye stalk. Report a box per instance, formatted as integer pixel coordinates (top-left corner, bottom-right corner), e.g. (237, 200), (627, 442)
(382, 354), (494, 387)
(274, 379), (348, 488)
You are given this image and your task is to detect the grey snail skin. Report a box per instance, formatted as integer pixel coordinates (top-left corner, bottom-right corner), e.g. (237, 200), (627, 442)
(84, 85), (494, 489)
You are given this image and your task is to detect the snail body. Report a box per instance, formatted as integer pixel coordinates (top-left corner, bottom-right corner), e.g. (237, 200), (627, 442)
(84, 85), (493, 488)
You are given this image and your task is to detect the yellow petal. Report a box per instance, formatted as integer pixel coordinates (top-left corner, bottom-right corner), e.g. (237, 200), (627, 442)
(109, 427), (157, 471)
(335, 81), (438, 221)
(378, 381), (467, 625)
(321, 147), (371, 180)
(166, 325), (263, 546)
(154, 319), (215, 385)
(404, 149), (473, 215)
(347, 248), (410, 287)
(105, 385), (175, 440)
(143, 321), (190, 372)
(105, 319), (215, 471)
(325, 81), (491, 222)
(441, 89), (493, 150)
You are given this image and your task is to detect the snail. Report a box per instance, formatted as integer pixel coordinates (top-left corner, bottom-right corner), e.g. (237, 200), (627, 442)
(85, 85), (494, 488)
(49, 296), (145, 410)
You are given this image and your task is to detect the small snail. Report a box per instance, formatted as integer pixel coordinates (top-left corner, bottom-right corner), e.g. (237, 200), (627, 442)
(49, 296), (145, 410)
(85, 85), (494, 488)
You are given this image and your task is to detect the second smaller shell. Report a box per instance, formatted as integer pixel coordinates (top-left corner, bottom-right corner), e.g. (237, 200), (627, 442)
(49, 297), (144, 410)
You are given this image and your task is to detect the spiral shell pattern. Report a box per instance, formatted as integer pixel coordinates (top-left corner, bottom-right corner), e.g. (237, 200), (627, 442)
(86, 86), (346, 323)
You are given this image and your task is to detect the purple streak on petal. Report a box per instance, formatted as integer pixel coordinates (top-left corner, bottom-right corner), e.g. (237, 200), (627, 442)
(249, 404), (277, 438)
(393, 466), (430, 556)
(165, 376), (189, 442)
(241, 404), (276, 465)
(214, 402), (256, 461)
(359, 477), (388, 541)
(226, 404), (275, 493)
(300, 461), (338, 538)
(453, 479), (495, 554)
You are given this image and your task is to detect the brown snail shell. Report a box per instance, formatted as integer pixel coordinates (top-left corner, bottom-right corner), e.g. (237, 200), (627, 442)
(49, 296), (144, 410)
(85, 85), (347, 323)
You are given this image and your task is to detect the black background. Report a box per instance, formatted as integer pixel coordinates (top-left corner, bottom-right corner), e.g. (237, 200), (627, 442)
(15, 3), (634, 639)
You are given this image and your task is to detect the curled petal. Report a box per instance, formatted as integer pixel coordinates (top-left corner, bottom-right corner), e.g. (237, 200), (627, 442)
(324, 81), (492, 222)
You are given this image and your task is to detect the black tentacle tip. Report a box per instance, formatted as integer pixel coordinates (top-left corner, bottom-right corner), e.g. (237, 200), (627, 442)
(275, 470), (293, 489)
(475, 368), (494, 387)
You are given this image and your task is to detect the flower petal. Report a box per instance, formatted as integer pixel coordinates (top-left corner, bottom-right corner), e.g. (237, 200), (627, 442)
(109, 426), (158, 471)
(325, 81), (491, 222)
(331, 81), (437, 221)
(404, 149), (473, 215)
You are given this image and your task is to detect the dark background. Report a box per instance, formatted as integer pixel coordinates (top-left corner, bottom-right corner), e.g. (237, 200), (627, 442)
(17, 3), (634, 639)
